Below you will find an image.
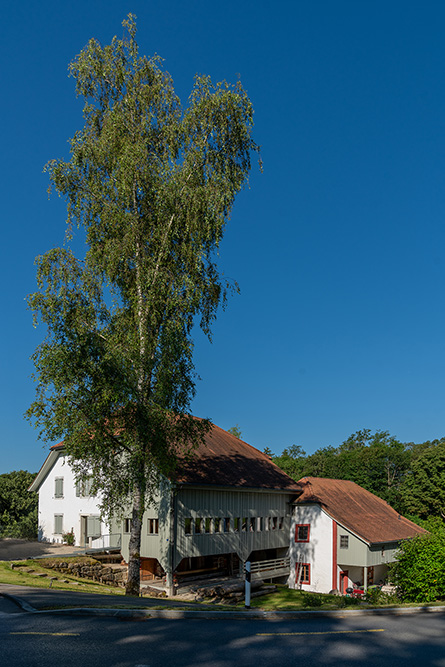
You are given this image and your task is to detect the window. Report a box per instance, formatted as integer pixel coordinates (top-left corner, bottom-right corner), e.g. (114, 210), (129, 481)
(195, 518), (203, 534)
(272, 517), (278, 531)
(295, 562), (310, 585)
(340, 535), (349, 549)
(148, 518), (159, 535)
(214, 518), (222, 533)
(242, 517), (248, 532)
(76, 477), (93, 497)
(204, 518), (212, 534)
(185, 518), (192, 535)
(54, 514), (63, 534)
(249, 518), (256, 532)
(123, 518), (131, 533)
(234, 517), (240, 533)
(278, 516), (284, 530)
(224, 517), (231, 532)
(295, 524), (310, 542)
(54, 477), (64, 498)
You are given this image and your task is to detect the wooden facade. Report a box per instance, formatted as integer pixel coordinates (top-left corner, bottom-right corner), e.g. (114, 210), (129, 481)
(119, 482), (295, 580)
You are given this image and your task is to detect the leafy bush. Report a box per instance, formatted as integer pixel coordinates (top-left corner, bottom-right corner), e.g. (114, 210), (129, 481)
(364, 587), (383, 604)
(62, 531), (75, 546)
(301, 592), (323, 607)
(390, 532), (445, 603)
(340, 595), (361, 607)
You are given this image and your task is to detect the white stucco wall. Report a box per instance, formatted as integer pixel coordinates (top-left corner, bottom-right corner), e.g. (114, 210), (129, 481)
(289, 504), (334, 594)
(37, 452), (106, 545)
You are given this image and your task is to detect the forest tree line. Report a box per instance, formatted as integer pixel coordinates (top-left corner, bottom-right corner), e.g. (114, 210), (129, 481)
(0, 470), (37, 539)
(268, 429), (445, 523)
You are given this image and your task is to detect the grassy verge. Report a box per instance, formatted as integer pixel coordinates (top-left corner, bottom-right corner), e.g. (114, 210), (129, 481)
(0, 559), (125, 596)
(2, 564), (444, 611)
(237, 585), (405, 611)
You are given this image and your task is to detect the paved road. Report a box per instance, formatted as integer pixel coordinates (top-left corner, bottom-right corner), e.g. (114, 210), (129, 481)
(0, 583), (200, 611)
(1, 611), (445, 666)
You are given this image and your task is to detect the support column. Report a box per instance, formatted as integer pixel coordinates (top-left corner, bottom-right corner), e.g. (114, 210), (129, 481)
(166, 568), (174, 597)
(363, 566), (368, 593)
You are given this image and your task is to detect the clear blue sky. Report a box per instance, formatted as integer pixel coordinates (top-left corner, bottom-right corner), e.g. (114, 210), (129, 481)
(2, 0), (445, 473)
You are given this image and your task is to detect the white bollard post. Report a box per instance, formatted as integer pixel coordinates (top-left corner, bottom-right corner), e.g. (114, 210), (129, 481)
(245, 560), (251, 609)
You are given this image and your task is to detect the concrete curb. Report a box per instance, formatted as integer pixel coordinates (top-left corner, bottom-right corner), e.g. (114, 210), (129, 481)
(0, 592), (37, 613)
(34, 606), (445, 620)
(3, 592), (445, 620)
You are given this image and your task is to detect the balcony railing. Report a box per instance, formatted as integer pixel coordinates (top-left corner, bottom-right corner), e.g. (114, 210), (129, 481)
(86, 533), (122, 552)
(244, 557), (290, 579)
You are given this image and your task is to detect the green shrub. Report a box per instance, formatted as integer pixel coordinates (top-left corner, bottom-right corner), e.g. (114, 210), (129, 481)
(342, 595), (361, 606)
(62, 531), (75, 546)
(364, 587), (383, 604)
(390, 532), (445, 603)
(301, 592), (323, 607)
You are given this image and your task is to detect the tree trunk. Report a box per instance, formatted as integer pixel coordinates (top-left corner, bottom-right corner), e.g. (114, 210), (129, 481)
(125, 484), (143, 596)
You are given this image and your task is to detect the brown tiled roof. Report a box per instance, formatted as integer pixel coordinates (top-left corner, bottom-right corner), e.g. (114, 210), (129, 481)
(295, 477), (427, 544)
(50, 425), (301, 492)
(175, 424), (302, 491)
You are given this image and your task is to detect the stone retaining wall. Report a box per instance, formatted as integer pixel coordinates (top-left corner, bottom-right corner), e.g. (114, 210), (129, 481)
(45, 561), (127, 587)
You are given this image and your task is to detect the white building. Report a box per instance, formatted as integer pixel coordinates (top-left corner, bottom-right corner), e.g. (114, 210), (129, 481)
(29, 443), (107, 546)
(289, 477), (427, 594)
(30, 424), (301, 581)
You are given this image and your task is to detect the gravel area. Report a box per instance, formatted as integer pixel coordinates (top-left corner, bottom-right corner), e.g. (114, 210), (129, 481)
(0, 538), (83, 561)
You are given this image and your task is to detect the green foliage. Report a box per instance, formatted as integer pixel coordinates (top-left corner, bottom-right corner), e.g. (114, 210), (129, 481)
(399, 440), (445, 518)
(339, 595), (361, 607)
(26, 16), (258, 595)
(272, 445), (307, 479)
(273, 430), (411, 510)
(272, 431), (445, 524)
(0, 471), (37, 539)
(301, 592), (323, 607)
(62, 530), (75, 545)
(363, 587), (383, 605)
(390, 532), (445, 602)
(228, 425), (242, 439)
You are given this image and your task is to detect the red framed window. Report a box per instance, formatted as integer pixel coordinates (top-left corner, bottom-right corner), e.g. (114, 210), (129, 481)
(295, 524), (310, 542)
(296, 562), (310, 585)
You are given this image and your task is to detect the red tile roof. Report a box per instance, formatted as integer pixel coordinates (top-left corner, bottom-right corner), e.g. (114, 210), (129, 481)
(175, 424), (302, 491)
(295, 477), (427, 544)
(50, 425), (301, 492)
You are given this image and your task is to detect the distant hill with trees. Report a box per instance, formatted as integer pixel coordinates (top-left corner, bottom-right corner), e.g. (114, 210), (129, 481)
(270, 430), (445, 521)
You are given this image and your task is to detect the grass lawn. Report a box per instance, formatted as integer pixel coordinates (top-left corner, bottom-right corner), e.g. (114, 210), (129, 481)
(0, 558), (125, 596)
(1, 562), (442, 611)
(238, 585), (403, 611)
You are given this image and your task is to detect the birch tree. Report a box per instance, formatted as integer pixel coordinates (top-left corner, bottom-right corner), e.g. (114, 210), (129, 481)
(27, 15), (258, 595)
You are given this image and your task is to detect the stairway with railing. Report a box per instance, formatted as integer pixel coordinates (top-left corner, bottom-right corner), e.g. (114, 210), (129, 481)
(86, 533), (122, 553)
